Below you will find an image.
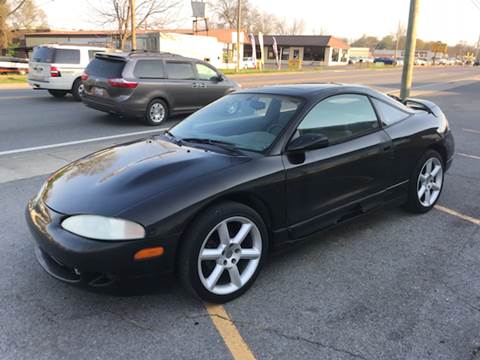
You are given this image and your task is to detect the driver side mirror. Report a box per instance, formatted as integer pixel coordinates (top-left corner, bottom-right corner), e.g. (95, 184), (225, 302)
(211, 74), (224, 82)
(286, 133), (329, 152)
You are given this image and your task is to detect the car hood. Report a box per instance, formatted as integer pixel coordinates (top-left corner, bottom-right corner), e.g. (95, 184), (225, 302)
(40, 137), (246, 216)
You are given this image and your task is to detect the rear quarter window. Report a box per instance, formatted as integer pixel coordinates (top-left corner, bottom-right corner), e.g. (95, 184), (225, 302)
(133, 60), (165, 78)
(86, 57), (126, 78)
(54, 49), (80, 64)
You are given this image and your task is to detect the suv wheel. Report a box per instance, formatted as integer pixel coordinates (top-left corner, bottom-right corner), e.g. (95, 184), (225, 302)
(145, 99), (168, 126)
(72, 78), (84, 101)
(48, 90), (67, 98)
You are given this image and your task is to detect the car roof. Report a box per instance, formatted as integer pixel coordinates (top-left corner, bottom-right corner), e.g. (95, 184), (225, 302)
(37, 44), (108, 51)
(234, 83), (376, 98)
(97, 51), (199, 62)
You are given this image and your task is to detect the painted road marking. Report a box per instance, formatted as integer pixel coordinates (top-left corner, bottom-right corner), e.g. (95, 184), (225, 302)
(463, 128), (480, 135)
(205, 303), (256, 360)
(435, 205), (480, 226)
(458, 153), (480, 160)
(0, 128), (168, 156)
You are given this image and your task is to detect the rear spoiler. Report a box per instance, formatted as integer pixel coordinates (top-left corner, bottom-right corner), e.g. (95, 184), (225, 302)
(387, 94), (440, 116)
(95, 53), (127, 61)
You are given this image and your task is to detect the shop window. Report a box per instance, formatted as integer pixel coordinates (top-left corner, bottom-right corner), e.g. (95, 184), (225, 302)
(332, 48), (340, 62)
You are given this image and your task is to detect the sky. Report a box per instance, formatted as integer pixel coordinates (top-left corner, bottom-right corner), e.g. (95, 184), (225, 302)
(39, 0), (480, 45)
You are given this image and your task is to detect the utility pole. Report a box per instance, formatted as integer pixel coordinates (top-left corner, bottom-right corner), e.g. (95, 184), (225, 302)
(475, 33), (480, 60)
(130, 0), (137, 51)
(236, 0), (241, 72)
(400, 0), (420, 100)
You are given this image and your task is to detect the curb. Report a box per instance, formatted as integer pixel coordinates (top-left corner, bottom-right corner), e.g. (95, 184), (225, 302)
(0, 83), (30, 90)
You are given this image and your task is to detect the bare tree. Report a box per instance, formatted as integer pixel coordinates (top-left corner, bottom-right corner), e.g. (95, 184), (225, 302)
(9, 0), (47, 30)
(89, 0), (182, 49)
(0, 0), (30, 50)
(209, 0), (250, 29)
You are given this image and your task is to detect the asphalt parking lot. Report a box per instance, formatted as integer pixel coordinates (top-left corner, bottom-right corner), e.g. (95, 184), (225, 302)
(1, 67), (479, 359)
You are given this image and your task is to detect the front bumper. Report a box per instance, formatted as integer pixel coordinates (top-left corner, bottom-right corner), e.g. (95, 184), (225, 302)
(26, 199), (177, 284)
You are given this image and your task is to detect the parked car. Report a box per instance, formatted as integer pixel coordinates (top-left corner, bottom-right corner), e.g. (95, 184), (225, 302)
(82, 52), (240, 125)
(414, 58), (428, 66)
(27, 84), (454, 302)
(374, 57), (395, 65)
(28, 44), (107, 101)
(0, 56), (29, 75)
(395, 57), (404, 66)
(474, 60), (480, 66)
(242, 57), (257, 69)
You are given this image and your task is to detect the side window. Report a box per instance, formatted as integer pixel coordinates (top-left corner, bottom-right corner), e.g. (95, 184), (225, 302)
(165, 61), (195, 80)
(298, 94), (378, 144)
(134, 60), (165, 78)
(196, 63), (218, 81)
(371, 98), (410, 126)
(54, 49), (80, 64)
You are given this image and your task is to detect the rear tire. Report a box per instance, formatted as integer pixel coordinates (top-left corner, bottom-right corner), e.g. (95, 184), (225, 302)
(404, 150), (444, 213)
(177, 201), (268, 303)
(72, 78), (84, 101)
(144, 99), (168, 126)
(48, 90), (67, 98)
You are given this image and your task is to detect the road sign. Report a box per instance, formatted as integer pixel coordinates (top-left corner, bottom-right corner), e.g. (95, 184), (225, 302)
(431, 42), (447, 54)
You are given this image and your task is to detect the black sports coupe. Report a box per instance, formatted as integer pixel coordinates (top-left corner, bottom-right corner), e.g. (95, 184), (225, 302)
(26, 84), (454, 303)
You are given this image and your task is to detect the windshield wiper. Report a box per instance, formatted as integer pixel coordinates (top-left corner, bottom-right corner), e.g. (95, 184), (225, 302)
(180, 137), (242, 154)
(163, 130), (182, 145)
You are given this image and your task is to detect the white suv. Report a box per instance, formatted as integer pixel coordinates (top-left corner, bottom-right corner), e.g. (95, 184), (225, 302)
(28, 44), (107, 101)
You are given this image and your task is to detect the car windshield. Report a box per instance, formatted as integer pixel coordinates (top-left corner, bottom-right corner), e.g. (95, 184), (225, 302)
(170, 93), (303, 152)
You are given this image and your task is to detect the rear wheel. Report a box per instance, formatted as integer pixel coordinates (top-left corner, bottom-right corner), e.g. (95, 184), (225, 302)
(145, 99), (168, 126)
(404, 150), (444, 213)
(72, 78), (84, 101)
(177, 202), (268, 303)
(48, 90), (67, 98)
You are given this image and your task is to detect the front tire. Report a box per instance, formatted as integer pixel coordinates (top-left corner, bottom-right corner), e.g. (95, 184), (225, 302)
(177, 202), (268, 303)
(145, 99), (168, 126)
(72, 78), (84, 101)
(48, 90), (67, 98)
(404, 150), (444, 213)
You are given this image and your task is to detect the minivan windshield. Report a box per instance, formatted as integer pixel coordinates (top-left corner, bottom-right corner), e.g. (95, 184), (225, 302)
(170, 93), (303, 152)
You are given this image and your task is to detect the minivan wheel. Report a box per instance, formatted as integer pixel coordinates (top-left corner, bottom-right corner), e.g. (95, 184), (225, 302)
(177, 202), (268, 303)
(48, 90), (67, 98)
(145, 99), (168, 126)
(72, 78), (84, 101)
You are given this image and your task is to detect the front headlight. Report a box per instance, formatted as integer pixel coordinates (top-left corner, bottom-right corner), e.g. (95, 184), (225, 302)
(61, 215), (146, 241)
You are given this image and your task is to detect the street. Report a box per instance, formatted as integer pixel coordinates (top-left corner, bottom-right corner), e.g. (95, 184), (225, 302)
(1, 67), (480, 359)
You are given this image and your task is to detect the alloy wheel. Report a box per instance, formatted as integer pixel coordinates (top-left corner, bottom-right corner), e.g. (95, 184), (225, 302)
(197, 216), (262, 295)
(149, 103), (166, 123)
(417, 157), (443, 207)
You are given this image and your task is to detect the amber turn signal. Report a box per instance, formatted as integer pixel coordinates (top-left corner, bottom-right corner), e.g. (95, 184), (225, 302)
(134, 246), (164, 260)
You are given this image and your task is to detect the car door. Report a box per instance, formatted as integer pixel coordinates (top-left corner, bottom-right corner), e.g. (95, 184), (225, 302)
(283, 93), (393, 238)
(164, 61), (199, 112)
(194, 63), (231, 106)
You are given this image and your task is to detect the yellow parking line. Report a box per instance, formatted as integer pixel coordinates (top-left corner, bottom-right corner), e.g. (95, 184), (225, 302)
(458, 153), (480, 160)
(435, 205), (480, 226)
(205, 303), (256, 360)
